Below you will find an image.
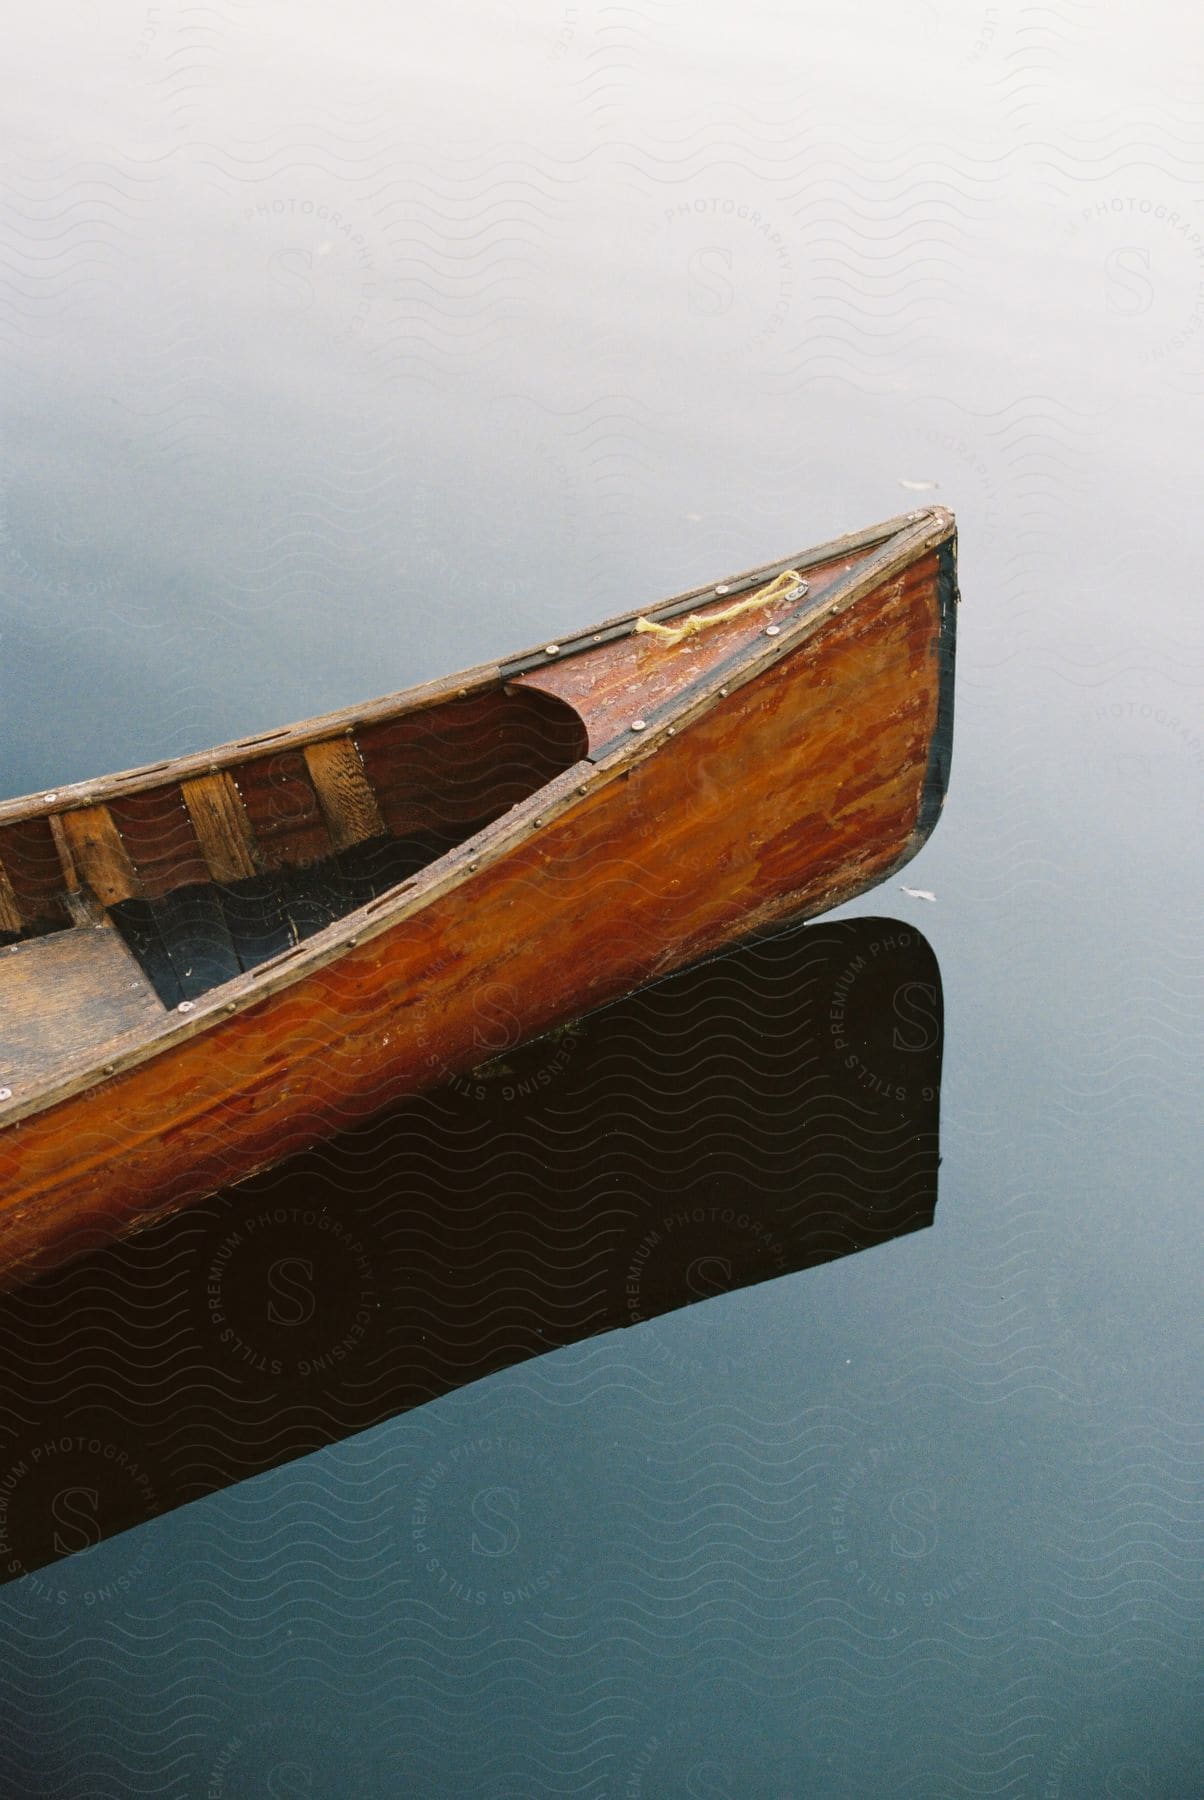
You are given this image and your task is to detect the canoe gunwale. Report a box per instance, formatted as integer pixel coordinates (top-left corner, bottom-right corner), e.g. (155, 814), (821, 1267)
(0, 508), (947, 827)
(0, 506), (955, 1131)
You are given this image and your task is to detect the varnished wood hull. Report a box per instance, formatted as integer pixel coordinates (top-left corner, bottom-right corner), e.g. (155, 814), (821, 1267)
(0, 510), (956, 1280)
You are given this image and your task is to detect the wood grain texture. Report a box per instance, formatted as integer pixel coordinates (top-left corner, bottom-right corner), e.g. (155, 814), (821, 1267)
(0, 923), (165, 1092)
(0, 518), (956, 1284)
(110, 787), (212, 896)
(234, 751), (332, 871)
(302, 737), (386, 851)
(59, 807), (142, 906)
(0, 863), (22, 936)
(0, 819), (72, 931)
(181, 773), (260, 882)
(355, 688), (586, 837)
(515, 544), (876, 752)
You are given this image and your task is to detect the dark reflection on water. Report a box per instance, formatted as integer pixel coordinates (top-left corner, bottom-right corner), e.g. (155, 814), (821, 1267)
(0, 917), (940, 1586)
(3, 2), (1203, 1794)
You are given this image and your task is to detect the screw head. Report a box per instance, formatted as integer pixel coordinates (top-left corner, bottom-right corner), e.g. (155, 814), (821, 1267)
(765, 624), (780, 637)
(544, 644), (560, 656)
(102, 1063), (115, 1075)
(715, 585), (730, 595)
(630, 719), (646, 732)
(178, 1000), (195, 1013)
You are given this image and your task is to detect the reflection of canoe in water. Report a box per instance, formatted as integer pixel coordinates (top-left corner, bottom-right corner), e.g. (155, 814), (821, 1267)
(0, 507), (956, 1279)
(0, 915), (943, 1582)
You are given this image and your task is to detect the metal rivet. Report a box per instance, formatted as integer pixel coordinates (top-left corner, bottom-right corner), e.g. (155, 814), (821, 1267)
(576, 785), (588, 795)
(533, 816), (543, 826)
(43, 793), (57, 803)
(103, 1063), (115, 1075)
(0, 1088), (11, 1101)
(718, 687), (728, 697)
(468, 860), (479, 871)
(715, 585), (730, 595)
(544, 644), (560, 656)
(765, 624), (780, 637)
(226, 1002), (236, 1013)
(667, 726), (676, 735)
(457, 687), (467, 697)
(630, 719), (646, 731)
(348, 936), (358, 946)
(593, 634), (602, 642)
(178, 1000), (195, 1013)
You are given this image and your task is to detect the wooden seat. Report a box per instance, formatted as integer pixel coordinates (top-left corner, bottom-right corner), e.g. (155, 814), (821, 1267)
(0, 922), (167, 1097)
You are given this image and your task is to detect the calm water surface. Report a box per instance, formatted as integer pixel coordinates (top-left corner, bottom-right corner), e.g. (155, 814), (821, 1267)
(1, 2), (1201, 1794)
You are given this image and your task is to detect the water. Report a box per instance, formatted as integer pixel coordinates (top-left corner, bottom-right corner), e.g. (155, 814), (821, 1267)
(1, 3), (1201, 1794)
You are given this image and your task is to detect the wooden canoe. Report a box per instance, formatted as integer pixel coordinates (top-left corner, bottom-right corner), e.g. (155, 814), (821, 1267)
(0, 507), (956, 1282)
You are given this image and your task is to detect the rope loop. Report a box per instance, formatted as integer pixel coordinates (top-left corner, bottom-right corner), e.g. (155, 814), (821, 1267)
(633, 569), (808, 648)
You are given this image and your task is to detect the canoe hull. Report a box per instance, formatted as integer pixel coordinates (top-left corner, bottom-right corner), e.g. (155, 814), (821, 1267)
(0, 528), (955, 1281)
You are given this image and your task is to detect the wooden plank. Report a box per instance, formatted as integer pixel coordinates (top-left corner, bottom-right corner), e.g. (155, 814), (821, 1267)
(278, 864), (347, 942)
(216, 875), (295, 972)
(303, 737), (386, 851)
(0, 924), (165, 1091)
(355, 689), (582, 838)
(180, 774), (259, 884)
(234, 752), (331, 871)
(59, 806), (142, 907)
(46, 813), (79, 891)
(151, 887), (242, 1000)
(0, 820), (71, 931)
(0, 861), (23, 936)
(514, 544), (886, 754)
(109, 787), (211, 897)
(108, 899), (184, 1010)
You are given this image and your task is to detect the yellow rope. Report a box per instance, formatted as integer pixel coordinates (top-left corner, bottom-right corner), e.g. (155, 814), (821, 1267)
(633, 569), (808, 648)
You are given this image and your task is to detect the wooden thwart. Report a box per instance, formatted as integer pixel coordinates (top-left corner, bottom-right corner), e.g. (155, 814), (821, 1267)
(59, 807), (143, 907)
(303, 737), (386, 851)
(0, 922), (165, 1092)
(181, 773), (259, 883)
(0, 863), (22, 936)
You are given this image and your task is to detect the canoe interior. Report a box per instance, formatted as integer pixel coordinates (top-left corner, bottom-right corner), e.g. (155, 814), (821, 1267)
(0, 686), (587, 1013)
